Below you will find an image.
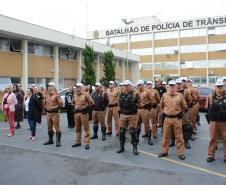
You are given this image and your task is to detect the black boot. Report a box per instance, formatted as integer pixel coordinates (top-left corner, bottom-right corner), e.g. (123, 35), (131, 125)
(90, 124), (98, 139)
(15, 122), (21, 129)
(101, 127), (106, 141)
(169, 139), (175, 147)
(56, 132), (61, 147)
(130, 128), (139, 155)
(43, 131), (54, 145)
(185, 140), (191, 149)
(117, 128), (126, 153)
(147, 130), (153, 145)
(136, 128), (141, 143)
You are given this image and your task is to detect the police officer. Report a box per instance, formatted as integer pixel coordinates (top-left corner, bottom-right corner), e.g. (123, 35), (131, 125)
(187, 79), (200, 135)
(181, 78), (194, 147)
(106, 81), (120, 136)
(207, 80), (226, 163)
(90, 82), (109, 141)
(117, 80), (141, 155)
(136, 80), (153, 145)
(146, 81), (160, 139)
(168, 78), (191, 149)
(43, 82), (63, 147)
(72, 83), (94, 149)
(158, 80), (188, 160)
(154, 78), (166, 98)
(65, 84), (75, 129)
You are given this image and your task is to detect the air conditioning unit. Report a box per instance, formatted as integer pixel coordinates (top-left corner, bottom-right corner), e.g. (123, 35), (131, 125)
(208, 71), (214, 75)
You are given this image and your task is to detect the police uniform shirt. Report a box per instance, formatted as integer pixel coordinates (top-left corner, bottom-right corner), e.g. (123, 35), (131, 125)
(160, 92), (187, 116)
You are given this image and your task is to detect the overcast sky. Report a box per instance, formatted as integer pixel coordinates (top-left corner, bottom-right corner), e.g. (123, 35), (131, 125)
(0, 0), (225, 38)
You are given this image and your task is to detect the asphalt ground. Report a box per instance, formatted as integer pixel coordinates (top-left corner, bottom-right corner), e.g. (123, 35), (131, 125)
(0, 112), (225, 185)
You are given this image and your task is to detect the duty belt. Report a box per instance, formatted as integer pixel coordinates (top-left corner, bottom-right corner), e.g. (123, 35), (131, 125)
(163, 112), (183, 119)
(108, 103), (117, 108)
(121, 111), (137, 115)
(74, 108), (88, 114)
(46, 107), (59, 113)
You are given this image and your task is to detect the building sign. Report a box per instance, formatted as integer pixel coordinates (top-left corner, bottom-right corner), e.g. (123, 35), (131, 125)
(87, 16), (226, 39)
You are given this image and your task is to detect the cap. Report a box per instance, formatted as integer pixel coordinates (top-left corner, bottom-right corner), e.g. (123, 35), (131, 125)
(137, 80), (144, 85)
(168, 80), (176, 86)
(76, 82), (83, 87)
(187, 79), (193, 83)
(222, 77), (226, 81)
(95, 82), (102, 86)
(124, 80), (132, 86)
(161, 81), (167, 85)
(109, 81), (115, 84)
(48, 82), (55, 86)
(175, 78), (182, 84)
(31, 84), (35, 87)
(215, 79), (224, 86)
(181, 77), (187, 82)
(119, 82), (124, 86)
(146, 81), (153, 85)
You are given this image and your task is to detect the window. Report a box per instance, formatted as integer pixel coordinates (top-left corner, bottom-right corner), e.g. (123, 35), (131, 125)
(28, 78), (35, 84)
(11, 77), (21, 84)
(0, 38), (9, 51)
(59, 48), (77, 60)
(155, 31), (178, 40)
(180, 44), (206, 53)
(209, 60), (226, 68)
(28, 43), (53, 57)
(215, 26), (226, 35)
(131, 48), (153, 56)
(155, 46), (178, 55)
(10, 39), (21, 52)
(155, 61), (179, 69)
(180, 28), (206, 38)
(181, 60), (207, 69)
(208, 43), (226, 52)
(141, 63), (152, 70)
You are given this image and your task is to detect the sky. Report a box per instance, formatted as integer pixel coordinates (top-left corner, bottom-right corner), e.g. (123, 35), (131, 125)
(0, 0), (225, 38)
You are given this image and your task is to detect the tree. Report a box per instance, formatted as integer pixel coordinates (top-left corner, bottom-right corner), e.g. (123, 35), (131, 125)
(101, 50), (115, 87)
(81, 44), (96, 85)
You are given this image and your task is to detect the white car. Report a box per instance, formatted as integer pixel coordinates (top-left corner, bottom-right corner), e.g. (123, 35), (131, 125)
(58, 87), (76, 109)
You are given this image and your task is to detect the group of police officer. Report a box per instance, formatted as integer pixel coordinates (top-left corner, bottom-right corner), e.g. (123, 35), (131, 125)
(42, 77), (226, 163)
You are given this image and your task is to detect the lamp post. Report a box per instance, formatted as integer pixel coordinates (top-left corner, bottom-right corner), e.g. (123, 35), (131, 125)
(122, 18), (134, 75)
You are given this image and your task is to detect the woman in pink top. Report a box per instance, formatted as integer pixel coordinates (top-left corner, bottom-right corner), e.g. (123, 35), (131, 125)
(1, 85), (18, 136)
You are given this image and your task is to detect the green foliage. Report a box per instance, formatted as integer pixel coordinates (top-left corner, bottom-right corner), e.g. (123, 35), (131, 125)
(81, 44), (96, 85)
(102, 50), (115, 87)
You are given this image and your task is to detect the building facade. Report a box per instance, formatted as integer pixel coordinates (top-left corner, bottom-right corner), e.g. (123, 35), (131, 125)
(88, 15), (226, 85)
(0, 14), (140, 91)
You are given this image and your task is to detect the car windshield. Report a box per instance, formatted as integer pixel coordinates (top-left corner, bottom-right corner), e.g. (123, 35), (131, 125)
(198, 87), (212, 96)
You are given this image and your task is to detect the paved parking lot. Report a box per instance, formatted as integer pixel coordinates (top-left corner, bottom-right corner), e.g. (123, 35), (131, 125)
(0, 113), (225, 185)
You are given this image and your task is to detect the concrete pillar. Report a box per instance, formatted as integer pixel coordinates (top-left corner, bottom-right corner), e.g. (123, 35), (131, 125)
(77, 51), (82, 83)
(54, 46), (59, 90)
(122, 60), (126, 81)
(96, 55), (100, 82)
(22, 40), (28, 91)
(131, 62), (140, 83)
